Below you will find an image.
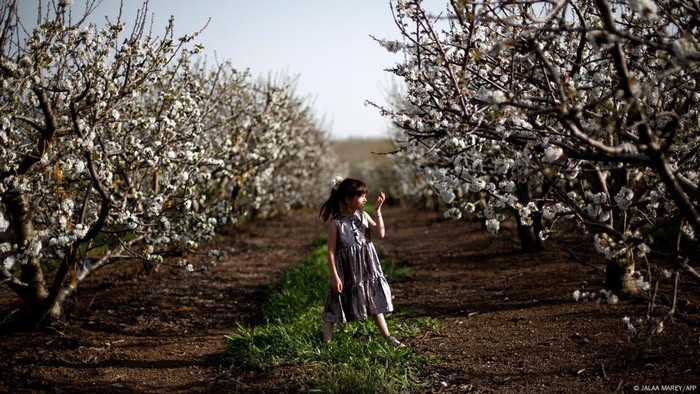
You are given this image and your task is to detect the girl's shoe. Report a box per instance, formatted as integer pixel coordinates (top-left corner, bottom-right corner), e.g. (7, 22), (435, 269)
(386, 336), (406, 348)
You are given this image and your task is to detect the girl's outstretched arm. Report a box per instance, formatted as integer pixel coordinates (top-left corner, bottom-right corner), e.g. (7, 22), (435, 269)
(366, 191), (386, 239)
(327, 220), (342, 293)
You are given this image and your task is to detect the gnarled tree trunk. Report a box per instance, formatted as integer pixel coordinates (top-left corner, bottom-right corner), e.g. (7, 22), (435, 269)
(2, 189), (58, 324)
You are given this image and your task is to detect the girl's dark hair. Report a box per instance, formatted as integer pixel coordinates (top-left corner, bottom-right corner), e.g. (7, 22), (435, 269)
(319, 178), (368, 222)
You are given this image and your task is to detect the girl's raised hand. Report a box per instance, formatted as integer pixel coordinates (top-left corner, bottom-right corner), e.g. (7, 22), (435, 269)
(375, 192), (386, 210)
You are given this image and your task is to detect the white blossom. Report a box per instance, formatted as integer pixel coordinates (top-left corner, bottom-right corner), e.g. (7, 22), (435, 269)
(486, 90), (507, 104)
(74, 160), (85, 174)
(27, 241), (43, 257)
(574, 288), (618, 304)
(636, 243), (650, 257)
(0, 212), (9, 232)
(681, 223), (696, 241)
(633, 272), (651, 291)
(469, 178), (486, 193)
(61, 199), (74, 213)
(378, 39), (405, 53)
(614, 187), (634, 210)
(485, 218), (500, 235)
(440, 189), (456, 204)
(4, 255), (16, 270)
(628, 0), (657, 19)
(544, 145), (563, 162)
(443, 207), (462, 220)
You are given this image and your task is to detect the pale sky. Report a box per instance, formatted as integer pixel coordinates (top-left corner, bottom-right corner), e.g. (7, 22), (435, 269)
(18, 1), (447, 140)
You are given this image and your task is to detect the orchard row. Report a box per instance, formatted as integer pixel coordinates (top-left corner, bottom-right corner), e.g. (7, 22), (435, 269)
(0, 1), (336, 322)
(375, 0), (699, 295)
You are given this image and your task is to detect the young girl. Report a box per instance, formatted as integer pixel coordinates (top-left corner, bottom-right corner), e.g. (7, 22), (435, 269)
(319, 177), (404, 347)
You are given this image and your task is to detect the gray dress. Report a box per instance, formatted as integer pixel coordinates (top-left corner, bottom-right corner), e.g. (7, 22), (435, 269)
(323, 210), (394, 323)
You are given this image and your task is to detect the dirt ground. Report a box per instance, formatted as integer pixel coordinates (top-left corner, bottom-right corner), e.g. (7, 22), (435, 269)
(1, 205), (698, 393)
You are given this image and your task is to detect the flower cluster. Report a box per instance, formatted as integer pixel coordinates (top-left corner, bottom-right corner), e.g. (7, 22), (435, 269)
(572, 289), (619, 305)
(622, 316), (638, 334)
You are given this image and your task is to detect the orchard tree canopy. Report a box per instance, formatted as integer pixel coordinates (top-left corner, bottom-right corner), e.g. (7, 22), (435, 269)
(374, 0), (699, 292)
(0, 0), (335, 324)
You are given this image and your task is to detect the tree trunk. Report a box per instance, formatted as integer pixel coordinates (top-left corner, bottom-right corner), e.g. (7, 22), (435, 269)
(605, 251), (638, 296)
(3, 190), (50, 302)
(44, 301), (63, 324)
(516, 215), (543, 251)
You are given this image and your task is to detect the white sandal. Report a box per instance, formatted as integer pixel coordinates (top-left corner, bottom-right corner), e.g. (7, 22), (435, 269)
(386, 336), (406, 348)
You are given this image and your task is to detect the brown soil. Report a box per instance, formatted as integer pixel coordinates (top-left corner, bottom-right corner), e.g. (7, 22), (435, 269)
(1, 206), (698, 393)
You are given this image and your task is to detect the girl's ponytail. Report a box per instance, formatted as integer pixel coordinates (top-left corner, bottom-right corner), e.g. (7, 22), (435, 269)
(319, 188), (341, 222)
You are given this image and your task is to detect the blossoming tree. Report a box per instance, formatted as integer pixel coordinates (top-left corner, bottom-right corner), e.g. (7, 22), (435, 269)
(181, 61), (337, 222)
(374, 0), (699, 294)
(0, 0), (216, 323)
(0, 0), (335, 324)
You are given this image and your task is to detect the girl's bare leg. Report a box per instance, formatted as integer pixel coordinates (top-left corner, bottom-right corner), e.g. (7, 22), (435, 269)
(323, 321), (334, 343)
(373, 313), (391, 338)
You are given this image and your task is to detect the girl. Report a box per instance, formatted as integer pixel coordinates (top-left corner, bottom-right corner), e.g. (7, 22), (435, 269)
(319, 177), (404, 347)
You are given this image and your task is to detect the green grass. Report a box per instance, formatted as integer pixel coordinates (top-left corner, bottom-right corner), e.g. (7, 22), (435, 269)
(226, 236), (437, 393)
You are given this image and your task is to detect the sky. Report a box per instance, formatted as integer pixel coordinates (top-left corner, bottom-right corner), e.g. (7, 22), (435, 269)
(18, 0), (447, 140)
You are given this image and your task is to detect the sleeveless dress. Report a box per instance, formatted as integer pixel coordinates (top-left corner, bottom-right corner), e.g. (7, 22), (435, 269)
(323, 210), (394, 323)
